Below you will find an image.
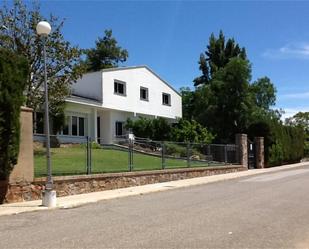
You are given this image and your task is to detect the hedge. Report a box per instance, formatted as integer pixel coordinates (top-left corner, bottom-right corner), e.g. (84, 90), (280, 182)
(0, 49), (28, 180)
(248, 119), (304, 167)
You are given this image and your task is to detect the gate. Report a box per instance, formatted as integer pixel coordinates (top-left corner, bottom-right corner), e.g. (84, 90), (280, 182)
(248, 139), (256, 169)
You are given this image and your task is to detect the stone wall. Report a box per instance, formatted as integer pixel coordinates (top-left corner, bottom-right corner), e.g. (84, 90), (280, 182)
(4, 165), (245, 203)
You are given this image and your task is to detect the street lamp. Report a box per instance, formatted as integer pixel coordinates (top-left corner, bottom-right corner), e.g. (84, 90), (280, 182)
(36, 21), (56, 207)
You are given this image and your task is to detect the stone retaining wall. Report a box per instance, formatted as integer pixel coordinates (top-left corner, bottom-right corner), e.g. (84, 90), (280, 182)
(4, 165), (245, 203)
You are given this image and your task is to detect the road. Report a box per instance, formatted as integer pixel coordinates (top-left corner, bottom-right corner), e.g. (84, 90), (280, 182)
(1, 165), (309, 248)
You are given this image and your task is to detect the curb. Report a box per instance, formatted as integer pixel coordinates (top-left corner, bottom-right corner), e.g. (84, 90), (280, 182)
(0, 162), (308, 216)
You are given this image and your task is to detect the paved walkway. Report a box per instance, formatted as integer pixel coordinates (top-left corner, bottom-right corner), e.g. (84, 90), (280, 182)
(0, 162), (308, 216)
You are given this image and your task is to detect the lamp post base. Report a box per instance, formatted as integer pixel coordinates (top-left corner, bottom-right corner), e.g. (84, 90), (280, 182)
(42, 189), (57, 207)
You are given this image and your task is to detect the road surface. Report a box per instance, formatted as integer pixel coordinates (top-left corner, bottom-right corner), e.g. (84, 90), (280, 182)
(1, 165), (309, 248)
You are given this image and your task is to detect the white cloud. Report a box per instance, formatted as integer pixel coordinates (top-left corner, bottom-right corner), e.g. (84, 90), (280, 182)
(263, 43), (309, 59)
(280, 91), (309, 99)
(279, 107), (309, 120)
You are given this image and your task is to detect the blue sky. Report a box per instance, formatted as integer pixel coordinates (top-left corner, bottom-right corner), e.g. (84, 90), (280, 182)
(36, 1), (309, 118)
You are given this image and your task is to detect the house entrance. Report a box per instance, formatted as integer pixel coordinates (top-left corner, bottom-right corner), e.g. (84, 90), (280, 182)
(248, 139), (256, 169)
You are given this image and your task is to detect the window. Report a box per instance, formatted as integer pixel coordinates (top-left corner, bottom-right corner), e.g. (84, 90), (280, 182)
(62, 116), (70, 135)
(79, 117), (85, 136)
(140, 87), (149, 101)
(114, 80), (126, 96)
(162, 93), (171, 106)
(72, 116), (78, 136)
(115, 121), (124, 136)
(62, 115), (86, 136)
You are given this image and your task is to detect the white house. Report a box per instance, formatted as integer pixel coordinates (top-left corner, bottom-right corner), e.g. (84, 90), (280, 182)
(34, 66), (182, 144)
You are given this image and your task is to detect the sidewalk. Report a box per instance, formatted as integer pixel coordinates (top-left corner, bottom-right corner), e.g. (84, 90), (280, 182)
(0, 162), (308, 217)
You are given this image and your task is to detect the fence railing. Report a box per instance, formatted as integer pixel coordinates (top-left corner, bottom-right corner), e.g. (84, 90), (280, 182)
(33, 134), (240, 177)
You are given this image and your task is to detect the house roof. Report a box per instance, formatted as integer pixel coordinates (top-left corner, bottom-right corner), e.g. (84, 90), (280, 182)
(66, 94), (102, 107)
(100, 65), (181, 97)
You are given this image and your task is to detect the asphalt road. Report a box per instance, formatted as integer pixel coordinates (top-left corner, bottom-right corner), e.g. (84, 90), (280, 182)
(1, 166), (309, 248)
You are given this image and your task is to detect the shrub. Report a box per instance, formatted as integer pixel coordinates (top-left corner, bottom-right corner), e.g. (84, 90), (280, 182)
(165, 143), (187, 157)
(304, 141), (309, 157)
(248, 119), (304, 167)
(0, 49), (28, 180)
(171, 119), (214, 143)
(125, 117), (171, 141)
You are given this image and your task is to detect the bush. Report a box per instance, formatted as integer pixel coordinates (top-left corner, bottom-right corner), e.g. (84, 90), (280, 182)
(125, 117), (171, 141)
(171, 119), (214, 143)
(165, 143), (187, 157)
(304, 141), (309, 157)
(248, 119), (304, 167)
(0, 49), (28, 180)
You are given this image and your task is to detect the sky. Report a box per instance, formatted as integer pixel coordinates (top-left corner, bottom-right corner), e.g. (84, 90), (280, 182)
(24, 1), (309, 118)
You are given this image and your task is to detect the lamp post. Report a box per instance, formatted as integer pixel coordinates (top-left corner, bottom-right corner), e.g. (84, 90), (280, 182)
(36, 21), (56, 207)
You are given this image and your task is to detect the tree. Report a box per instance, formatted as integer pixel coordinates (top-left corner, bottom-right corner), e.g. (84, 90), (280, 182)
(85, 29), (128, 72)
(180, 87), (195, 120)
(0, 49), (28, 180)
(171, 119), (214, 143)
(194, 30), (247, 86)
(189, 31), (279, 143)
(204, 57), (253, 141)
(285, 112), (309, 132)
(0, 0), (84, 116)
(250, 77), (276, 110)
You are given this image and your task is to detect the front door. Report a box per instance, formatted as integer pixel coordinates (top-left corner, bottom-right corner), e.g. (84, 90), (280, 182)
(248, 139), (256, 169)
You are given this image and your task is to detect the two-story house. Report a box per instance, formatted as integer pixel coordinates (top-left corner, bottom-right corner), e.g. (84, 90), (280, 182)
(34, 66), (182, 144)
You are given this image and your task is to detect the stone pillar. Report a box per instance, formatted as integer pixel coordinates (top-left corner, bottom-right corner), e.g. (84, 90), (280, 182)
(254, 137), (264, 169)
(235, 134), (248, 168)
(9, 107), (34, 184)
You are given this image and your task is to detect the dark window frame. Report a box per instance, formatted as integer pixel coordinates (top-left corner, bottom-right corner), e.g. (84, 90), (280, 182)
(115, 121), (124, 137)
(162, 93), (171, 106)
(114, 80), (127, 96)
(72, 116), (78, 136)
(61, 115), (86, 137)
(140, 86), (149, 101)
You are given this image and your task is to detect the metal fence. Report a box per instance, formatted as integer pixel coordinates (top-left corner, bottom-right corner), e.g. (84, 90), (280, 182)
(33, 134), (240, 177)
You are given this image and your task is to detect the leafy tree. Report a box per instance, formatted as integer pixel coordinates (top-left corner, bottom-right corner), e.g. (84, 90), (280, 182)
(0, 0), (84, 117)
(171, 119), (214, 143)
(250, 77), (276, 110)
(193, 57), (253, 142)
(0, 49), (28, 180)
(180, 87), (195, 120)
(85, 29), (128, 72)
(194, 30), (247, 86)
(285, 112), (309, 132)
(188, 31), (279, 144)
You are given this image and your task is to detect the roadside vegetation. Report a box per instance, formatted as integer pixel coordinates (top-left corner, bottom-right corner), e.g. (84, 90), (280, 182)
(0, 49), (28, 180)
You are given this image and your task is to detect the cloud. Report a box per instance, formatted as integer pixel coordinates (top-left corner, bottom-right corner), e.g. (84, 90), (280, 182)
(263, 43), (309, 59)
(280, 91), (309, 99)
(279, 107), (309, 120)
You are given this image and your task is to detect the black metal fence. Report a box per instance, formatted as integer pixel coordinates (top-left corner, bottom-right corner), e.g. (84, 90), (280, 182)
(33, 134), (240, 177)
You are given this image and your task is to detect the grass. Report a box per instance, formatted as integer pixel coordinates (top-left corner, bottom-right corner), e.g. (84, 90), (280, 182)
(34, 146), (221, 177)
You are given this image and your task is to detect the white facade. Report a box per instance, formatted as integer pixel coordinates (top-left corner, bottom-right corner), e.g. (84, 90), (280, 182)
(57, 66), (182, 144)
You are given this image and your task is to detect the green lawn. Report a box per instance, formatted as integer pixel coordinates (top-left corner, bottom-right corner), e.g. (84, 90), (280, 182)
(34, 146), (220, 177)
